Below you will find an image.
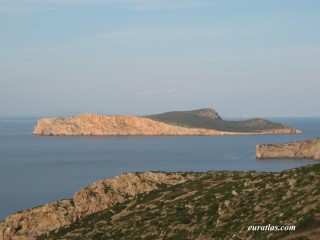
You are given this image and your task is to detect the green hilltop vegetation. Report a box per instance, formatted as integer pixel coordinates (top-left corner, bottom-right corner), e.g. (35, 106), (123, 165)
(145, 108), (293, 132)
(39, 164), (320, 240)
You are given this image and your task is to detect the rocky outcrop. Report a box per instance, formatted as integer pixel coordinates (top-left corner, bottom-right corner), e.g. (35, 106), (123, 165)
(0, 201), (75, 240)
(146, 108), (222, 121)
(33, 113), (299, 136)
(192, 108), (222, 120)
(256, 138), (320, 160)
(0, 172), (193, 240)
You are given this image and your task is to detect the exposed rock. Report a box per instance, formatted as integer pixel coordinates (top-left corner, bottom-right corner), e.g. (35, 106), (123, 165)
(256, 138), (320, 160)
(0, 200), (75, 240)
(33, 113), (299, 136)
(73, 172), (192, 218)
(193, 108), (222, 120)
(0, 172), (193, 240)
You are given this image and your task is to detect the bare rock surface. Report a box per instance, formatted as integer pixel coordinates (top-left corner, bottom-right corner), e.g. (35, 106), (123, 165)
(0, 172), (193, 240)
(256, 138), (320, 160)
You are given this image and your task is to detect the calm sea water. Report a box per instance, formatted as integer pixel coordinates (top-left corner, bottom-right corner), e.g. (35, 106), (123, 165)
(0, 117), (319, 220)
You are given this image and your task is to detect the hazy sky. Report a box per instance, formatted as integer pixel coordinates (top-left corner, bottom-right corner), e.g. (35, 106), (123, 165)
(1, 0), (320, 117)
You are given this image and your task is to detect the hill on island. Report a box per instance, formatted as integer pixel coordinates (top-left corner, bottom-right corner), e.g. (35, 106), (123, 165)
(146, 108), (295, 133)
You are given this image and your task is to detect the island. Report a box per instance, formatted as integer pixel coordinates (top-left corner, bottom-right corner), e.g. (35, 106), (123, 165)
(256, 138), (320, 160)
(33, 108), (301, 136)
(1, 165), (319, 240)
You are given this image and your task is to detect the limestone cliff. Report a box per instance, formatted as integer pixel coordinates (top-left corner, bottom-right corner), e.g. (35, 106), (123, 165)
(256, 138), (320, 160)
(33, 113), (300, 136)
(0, 172), (193, 240)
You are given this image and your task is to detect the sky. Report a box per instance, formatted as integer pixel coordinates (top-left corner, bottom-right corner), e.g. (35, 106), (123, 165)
(1, 0), (320, 117)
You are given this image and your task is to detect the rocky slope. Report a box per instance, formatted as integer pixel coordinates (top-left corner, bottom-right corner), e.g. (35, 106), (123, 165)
(34, 165), (320, 240)
(0, 172), (194, 240)
(2, 165), (320, 240)
(33, 110), (300, 136)
(256, 138), (320, 160)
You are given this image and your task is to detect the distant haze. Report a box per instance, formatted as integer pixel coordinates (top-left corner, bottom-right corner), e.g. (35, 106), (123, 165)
(1, 0), (320, 117)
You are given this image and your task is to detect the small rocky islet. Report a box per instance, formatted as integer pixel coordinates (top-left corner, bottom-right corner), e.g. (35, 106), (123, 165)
(257, 138), (320, 160)
(32, 108), (301, 136)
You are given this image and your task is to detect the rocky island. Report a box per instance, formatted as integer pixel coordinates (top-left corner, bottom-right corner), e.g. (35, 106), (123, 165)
(256, 138), (320, 160)
(33, 108), (301, 136)
(1, 165), (320, 240)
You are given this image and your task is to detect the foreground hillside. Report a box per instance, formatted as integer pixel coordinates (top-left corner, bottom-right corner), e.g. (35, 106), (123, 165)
(37, 165), (320, 240)
(33, 108), (300, 136)
(0, 164), (311, 239)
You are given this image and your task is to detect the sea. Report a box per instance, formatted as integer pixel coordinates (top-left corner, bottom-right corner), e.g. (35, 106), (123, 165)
(0, 117), (319, 220)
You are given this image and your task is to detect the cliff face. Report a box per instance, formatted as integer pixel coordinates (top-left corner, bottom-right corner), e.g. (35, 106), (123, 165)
(33, 113), (299, 136)
(256, 138), (320, 160)
(191, 108), (222, 120)
(0, 172), (193, 240)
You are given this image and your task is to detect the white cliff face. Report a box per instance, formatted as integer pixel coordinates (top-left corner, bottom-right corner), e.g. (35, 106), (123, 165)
(256, 138), (320, 160)
(33, 113), (299, 136)
(0, 172), (194, 240)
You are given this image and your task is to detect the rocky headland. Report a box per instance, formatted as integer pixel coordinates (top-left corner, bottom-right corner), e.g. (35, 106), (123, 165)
(256, 138), (320, 160)
(0, 172), (193, 240)
(33, 109), (301, 136)
(1, 165), (320, 240)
